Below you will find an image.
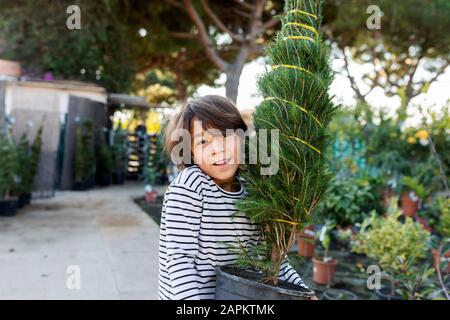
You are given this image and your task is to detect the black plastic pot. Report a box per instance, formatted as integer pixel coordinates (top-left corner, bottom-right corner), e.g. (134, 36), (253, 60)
(375, 287), (403, 300)
(322, 288), (358, 300)
(73, 181), (89, 191)
(96, 174), (112, 186)
(112, 172), (125, 185)
(17, 192), (32, 208)
(0, 198), (18, 217)
(215, 266), (315, 300)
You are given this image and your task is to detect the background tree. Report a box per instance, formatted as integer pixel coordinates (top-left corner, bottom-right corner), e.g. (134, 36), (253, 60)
(323, 0), (450, 120)
(0, 0), (135, 92)
(162, 0), (285, 102)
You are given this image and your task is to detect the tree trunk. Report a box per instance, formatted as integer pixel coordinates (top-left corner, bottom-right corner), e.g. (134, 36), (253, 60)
(224, 47), (249, 103)
(264, 246), (283, 286)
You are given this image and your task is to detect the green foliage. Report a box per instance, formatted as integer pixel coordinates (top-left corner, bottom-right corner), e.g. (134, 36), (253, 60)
(96, 131), (113, 177)
(13, 134), (31, 194)
(395, 259), (436, 300)
(437, 196), (450, 238)
(0, 0), (135, 92)
(111, 127), (127, 174)
(29, 121), (44, 192)
(0, 135), (20, 198)
(352, 197), (430, 274)
(235, 0), (338, 283)
(74, 120), (96, 183)
(401, 176), (429, 203)
(314, 175), (377, 227)
(317, 220), (335, 260)
(144, 133), (168, 186)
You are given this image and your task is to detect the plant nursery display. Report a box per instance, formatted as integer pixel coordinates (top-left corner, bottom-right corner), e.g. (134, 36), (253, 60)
(351, 197), (431, 300)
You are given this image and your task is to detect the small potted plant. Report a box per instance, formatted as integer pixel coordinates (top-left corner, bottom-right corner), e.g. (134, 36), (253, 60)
(111, 126), (127, 185)
(400, 176), (428, 218)
(13, 133), (31, 208)
(351, 197), (430, 299)
(143, 156), (158, 204)
(297, 225), (315, 258)
(95, 129), (113, 187)
(0, 135), (20, 216)
(73, 120), (96, 190)
(312, 220), (338, 285)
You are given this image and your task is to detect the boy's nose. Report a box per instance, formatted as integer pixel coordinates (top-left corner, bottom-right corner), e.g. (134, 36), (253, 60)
(211, 136), (225, 155)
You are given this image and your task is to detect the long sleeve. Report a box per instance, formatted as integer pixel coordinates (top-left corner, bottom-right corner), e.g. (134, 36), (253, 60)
(278, 256), (309, 289)
(163, 184), (204, 299)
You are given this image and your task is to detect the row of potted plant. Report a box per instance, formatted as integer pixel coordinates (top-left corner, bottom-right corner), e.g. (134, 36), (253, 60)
(73, 120), (127, 190)
(0, 122), (43, 217)
(297, 196), (449, 299)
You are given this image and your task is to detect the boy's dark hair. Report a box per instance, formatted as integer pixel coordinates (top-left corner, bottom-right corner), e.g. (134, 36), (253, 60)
(164, 95), (248, 170)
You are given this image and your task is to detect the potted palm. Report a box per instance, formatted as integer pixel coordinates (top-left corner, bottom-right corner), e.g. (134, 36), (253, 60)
(215, 0), (337, 300)
(312, 220), (338, 285)
(351, 197), (430, 300)
(0, 135), (20, 216)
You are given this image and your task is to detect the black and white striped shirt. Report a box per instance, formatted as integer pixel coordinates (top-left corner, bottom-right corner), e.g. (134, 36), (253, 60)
(158, 164), (308, 300)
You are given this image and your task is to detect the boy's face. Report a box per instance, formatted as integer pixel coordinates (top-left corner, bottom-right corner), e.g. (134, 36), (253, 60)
(190, 118), (241, 186)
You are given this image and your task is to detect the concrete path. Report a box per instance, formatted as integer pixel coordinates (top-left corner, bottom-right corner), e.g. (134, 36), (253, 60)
(0, 182), (164, 300)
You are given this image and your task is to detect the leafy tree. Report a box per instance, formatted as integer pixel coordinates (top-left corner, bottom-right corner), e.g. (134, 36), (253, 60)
(324, 0), (450, 118)
(0, 0), (135, 92)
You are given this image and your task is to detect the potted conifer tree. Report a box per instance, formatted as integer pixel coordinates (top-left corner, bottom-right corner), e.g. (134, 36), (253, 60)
(215, 0), (337, 300)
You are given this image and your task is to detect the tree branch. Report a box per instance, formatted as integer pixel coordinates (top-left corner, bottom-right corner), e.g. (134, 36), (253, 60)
(233, 8), (253, 19)
(165, 0), (184, 10)
(341, 46), (368, 104)
(259, 17), (281, 33)
(169, 31), (198, 39)
(233, 0), (255, 11)
(183, 0), (228, 71)
(200, 0), (244, 43)
(246, 0), (265, 42)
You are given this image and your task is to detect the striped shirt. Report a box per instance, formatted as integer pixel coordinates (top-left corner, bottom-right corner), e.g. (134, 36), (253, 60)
(158, 164), (308, 300)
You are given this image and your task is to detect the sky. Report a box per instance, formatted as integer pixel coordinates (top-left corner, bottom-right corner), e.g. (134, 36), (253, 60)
(196, 55), (450, 127)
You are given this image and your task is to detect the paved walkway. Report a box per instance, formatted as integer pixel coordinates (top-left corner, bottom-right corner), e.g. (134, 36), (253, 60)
(0, 182), (164, 299)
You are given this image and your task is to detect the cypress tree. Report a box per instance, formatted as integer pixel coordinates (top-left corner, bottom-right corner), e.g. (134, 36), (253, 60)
(235, 0), (338, 285)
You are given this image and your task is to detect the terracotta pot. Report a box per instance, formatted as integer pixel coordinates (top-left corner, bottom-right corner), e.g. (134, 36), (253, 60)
(297, 234), (315, 258)
(416, 217), (432, 233)
(401, 192), (419, 217)
(145, 190), (158, 203)
(313, 257), (338, 285)
(432, 249), (450, 273)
